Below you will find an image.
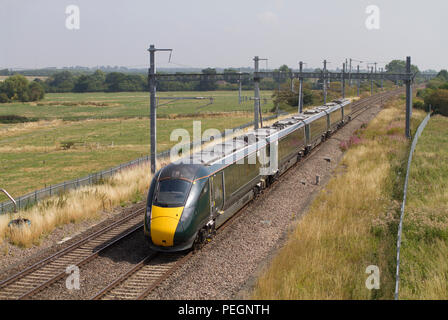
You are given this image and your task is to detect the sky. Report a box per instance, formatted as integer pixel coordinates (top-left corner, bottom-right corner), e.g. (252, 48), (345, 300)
(1, 0), (446, 71)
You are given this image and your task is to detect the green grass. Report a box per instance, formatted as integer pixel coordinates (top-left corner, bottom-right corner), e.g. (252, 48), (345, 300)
(1, 90), (275, 202)
(0, 87), (385, 204)
(400, 115), (448, 299)
(0, 91), (275, 121)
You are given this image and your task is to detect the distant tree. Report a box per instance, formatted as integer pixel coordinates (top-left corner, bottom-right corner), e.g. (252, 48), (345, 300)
(278, 65), (291, 73)
(260, 78), (277, 90)
(73, 70), (107, 92)
(0, 74), (45, 102)
(105, 72), (146, 92)
(27, 81), (45, 101)
(272, 82), (313, 109)
(424, 89), (448, 116)
(197, 68), (217, 91)
(437, 69), (448, 81)
(1, 74), (30, 101)
(88, 70), (107, 91)
(385, 60), (419, 75)
(73, 75), (90, 92)
(439, 82), (448, 90)
(46, 71), (76, 92)
(105, 72), (127, 92)
(426, 77), (446, 90)
(0, 92), (8, 103)
(0, 69), (9, 76)
(223, 68), (239, 84)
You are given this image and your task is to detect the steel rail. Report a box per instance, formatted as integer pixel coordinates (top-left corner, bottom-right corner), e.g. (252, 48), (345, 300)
(0, 207), (145, 299)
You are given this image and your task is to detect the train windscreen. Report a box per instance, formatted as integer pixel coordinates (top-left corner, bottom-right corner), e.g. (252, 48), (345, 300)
(154, 179), (191, 207)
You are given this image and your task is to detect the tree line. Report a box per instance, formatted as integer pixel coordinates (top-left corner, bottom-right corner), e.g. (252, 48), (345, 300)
(39, 68), (283, 94)
(0, 75), (45, 103)
(415, 70), (448, 116)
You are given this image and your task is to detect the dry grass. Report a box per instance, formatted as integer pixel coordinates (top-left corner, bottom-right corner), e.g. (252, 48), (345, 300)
(0, 163), (152, 247)
(0, 120), (65, 137)
(252, 99), (426, 299)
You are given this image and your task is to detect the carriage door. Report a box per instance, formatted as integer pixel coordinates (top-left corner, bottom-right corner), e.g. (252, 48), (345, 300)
(210, 172), (224, 216)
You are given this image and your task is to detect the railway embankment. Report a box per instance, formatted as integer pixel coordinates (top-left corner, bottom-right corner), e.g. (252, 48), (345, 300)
(251, 96), (427, 299)
(143, 92), (401, 299)
(399, 115), (448, 299)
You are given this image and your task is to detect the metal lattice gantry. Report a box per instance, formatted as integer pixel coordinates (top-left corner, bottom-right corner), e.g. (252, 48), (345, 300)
(252, 56), (415, 138)
(147, 47), (425, 172)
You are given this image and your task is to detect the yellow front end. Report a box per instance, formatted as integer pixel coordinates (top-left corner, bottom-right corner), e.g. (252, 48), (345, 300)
(150, 205), (184, 246)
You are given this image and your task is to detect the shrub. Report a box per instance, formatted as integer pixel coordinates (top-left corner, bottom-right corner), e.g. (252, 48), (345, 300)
(0, 93), (9, 103)
(424, 89), (448, 116)
(0, 115), (34, 123)
(413, 100), (425, 110)
(28, 81), (45, 101)
(60, 141), (76, 150)
(0, 74), (45, 103)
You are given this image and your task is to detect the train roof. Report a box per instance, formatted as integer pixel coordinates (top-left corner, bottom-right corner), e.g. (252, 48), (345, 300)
(165, 98), (351, 175)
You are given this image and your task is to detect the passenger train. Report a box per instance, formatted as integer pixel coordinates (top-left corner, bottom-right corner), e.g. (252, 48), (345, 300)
(144, 98), (352, 251)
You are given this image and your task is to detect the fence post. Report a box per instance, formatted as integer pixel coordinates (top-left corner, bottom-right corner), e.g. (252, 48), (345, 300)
(253, 56), (260, 130)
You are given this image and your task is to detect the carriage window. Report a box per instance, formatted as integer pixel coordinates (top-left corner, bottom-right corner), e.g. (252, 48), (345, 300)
(154, 179), (191, 207)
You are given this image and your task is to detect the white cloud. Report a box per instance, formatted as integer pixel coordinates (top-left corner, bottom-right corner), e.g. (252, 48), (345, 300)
(257, 11), (279, 25)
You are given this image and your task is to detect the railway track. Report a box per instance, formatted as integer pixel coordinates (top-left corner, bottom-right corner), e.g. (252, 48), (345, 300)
(0, 89), (403, 300)
(90, 89), (403, 301)
(0, 208), (145, 300)
(91, 191), (247, 300)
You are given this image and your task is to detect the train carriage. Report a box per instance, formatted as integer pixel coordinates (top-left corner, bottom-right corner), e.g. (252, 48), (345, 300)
(144, 98), (352, 251)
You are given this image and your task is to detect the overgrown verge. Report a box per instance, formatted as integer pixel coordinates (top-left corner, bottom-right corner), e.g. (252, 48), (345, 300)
(0, 163), (152, 247)
(400, 115), (448, 299)
(252, 98), (425, 299)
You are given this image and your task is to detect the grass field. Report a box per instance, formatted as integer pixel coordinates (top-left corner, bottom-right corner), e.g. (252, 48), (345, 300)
(0, 91), (274, 121)
(399, 115), (448, 299)
(0, 90), (275, 202)
(252, 96), (427, 299)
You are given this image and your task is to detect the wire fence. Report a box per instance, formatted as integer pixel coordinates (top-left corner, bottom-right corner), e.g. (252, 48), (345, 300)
(0, 112), (286, 215)
(394, 111), (432, 300)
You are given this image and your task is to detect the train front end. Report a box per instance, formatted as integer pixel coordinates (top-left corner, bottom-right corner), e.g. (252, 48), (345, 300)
(144, 163), (211, 252)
